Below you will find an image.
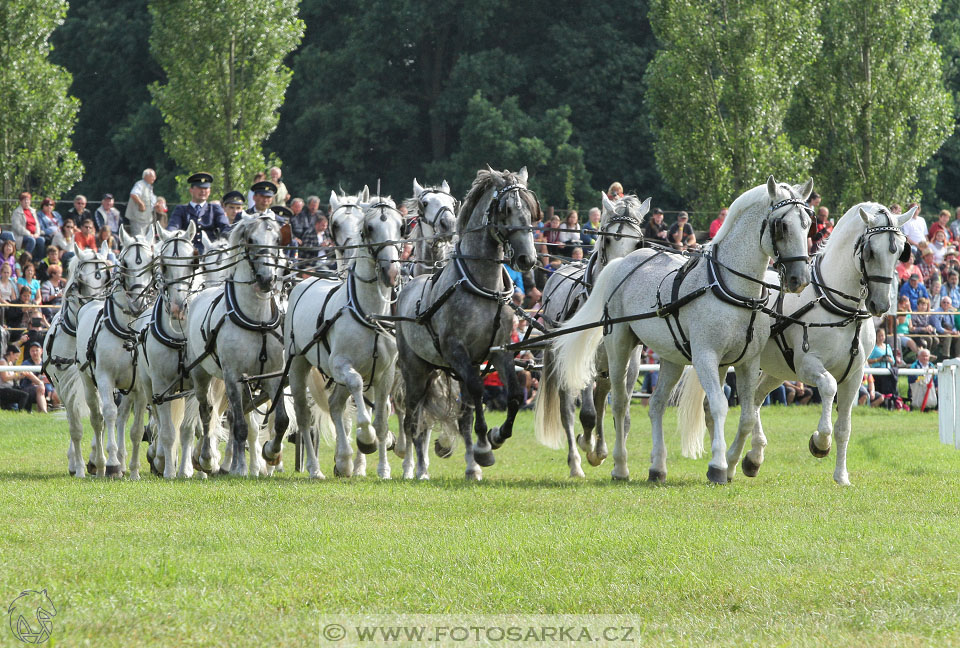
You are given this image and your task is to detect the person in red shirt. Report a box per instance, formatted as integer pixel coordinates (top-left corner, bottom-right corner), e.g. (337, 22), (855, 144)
(708, 208), (728, 238)
(808, 206), (833, 254)
(74, 218), (98, 250)
(928, 209), (954, 244)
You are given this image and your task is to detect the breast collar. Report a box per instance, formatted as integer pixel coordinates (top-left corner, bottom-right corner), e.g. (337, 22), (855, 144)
(104, 293), (139, 343)
(811, 254), (871, 319)
(345, 271), (393, 335)
(149, 296), (186, 350)
(452, 244), (514, 303)
(224, 279), (281, 332)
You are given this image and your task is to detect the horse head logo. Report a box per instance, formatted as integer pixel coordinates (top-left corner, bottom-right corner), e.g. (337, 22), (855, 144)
(7, 590), (57, 644)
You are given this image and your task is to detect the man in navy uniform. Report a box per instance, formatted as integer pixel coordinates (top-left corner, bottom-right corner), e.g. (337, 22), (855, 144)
(246, 180), (278, 217)
(167, 172), (230, 252)
(222, 191), (246, 225)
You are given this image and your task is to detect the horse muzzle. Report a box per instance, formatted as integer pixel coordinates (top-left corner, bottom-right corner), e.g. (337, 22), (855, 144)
(781, 262), (810, 294)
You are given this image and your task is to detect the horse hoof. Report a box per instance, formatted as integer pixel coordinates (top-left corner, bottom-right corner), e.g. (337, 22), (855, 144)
(465, 470), (482, 481)
(394, 446), (406, 459)
(809, 434), (830, 458)
(648, 469), (666, 483)
(356, 439), (377, 455)
(706, 465), (727, 484)
(333, 464), (352, 478)
(218, 467), (230, 476)
(474, 449), (496, 467)
(586, 452), (605, 467)
(611, 471), (629, 482)
(261, 444), (282, 466)
(86, 461), (97, 475)
(488, 427), (504, 450)
(105, 464), (122, 478)
(576, 433), (591, 453)
(741, 455), (761, 478)
(434, 440), (453, 459)
(286, 432), (299, 445)
(68, 469), (76, 477)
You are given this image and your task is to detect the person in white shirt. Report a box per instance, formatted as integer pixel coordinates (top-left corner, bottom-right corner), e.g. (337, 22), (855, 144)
(902, 203), (929, 248)
(95, 194), (121, 236)
(125, 168), (157, 237)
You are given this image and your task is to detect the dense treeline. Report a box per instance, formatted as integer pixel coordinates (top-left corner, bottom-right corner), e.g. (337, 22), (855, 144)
(42, 0), (960, 216)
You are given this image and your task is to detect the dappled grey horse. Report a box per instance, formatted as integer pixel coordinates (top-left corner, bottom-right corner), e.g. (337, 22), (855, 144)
(555, 177), (813, 484)
(535, 193), (649, 477)
(395, 166), (539, 480)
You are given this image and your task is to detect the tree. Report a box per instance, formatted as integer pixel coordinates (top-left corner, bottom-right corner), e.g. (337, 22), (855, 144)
(792, 0), (953, 210)
(645, 0), (821, 211)
(149, 0), (304, 199)
(0, 0), (83, 204)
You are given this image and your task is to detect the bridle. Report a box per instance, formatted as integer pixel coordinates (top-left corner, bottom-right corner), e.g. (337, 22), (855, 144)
(761, 197), (813, 274)
(356, 202), (403, 285)
(240, 216), (281, 287)
(329, 202), (364, 248)
(116, 240), (155, 310)
(853, 210), (909, 291)
(483, 183), (540, 264)
(598, 209), (644, 265)
(417, 188), (459, 233)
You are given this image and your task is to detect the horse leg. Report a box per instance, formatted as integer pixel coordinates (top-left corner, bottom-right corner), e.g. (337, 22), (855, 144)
(577, 381), (598, 462)
(289, 356), (324, 479)
(560, 385), (584, 478)
(458, 402), (481, 481)
(798, 357), (839, 458)
(730, 366), (776, 480)
(373, 368), (395, 480)
(329, 355), (376, 453)
(591, 377), (611, 467)
(127, 392), (147, 480)
(63, 375), (88, 478)
(602, 326), (638, 481)
(445, 342), (491, 469)
(328, 385), (354, 477)
(620, 346), (643, 451)
(222, 373), (251, 477)
(647, 360), (684, 483)
(260, 377), (290, 468)
(115, 394), (131, 475)
(832, 371), (860, 486)
(488, 349), (523, 450)
(94, 374), (122, 477)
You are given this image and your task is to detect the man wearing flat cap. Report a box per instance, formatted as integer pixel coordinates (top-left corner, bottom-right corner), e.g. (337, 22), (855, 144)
(167, 172), (230, 252)
(246, 180), (278, 217)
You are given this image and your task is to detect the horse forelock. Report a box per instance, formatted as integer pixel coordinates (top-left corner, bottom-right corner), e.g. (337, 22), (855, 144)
(457, 167), (528, 235)
(604, 194), (646, 227)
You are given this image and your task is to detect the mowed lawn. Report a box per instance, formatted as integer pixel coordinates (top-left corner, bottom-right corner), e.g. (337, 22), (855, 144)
(0, 404), (958, 647)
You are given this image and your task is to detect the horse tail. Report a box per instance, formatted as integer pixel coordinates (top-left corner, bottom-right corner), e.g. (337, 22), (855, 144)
(534, 347), (565, 449)
(169, 397), (186, 431)
(553, 257), (625, 393)
(307, 368), (336, 445)
(424, 373), (461, 451)
(675, 366), (707, 459)
(206, 379), (228, 442)
(58, 364), (90, 420)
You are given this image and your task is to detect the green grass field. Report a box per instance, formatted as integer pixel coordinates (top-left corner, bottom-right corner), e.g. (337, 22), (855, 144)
(0, 404), (958, 647)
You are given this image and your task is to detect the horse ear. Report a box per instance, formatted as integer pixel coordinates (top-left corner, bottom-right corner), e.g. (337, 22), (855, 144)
(601, 192), (616, 214)
(517, 166), (529, 184)
(766, 175), (779, 201)
(441, 179), (450, 194)
(157, 225), (171, 241)
(329, 190), (340, 212)
(413, 178), (424, 197)
(73, 242), (83, 258)
(858, 206), (873, 226)
(798, 178), (815, 202)
(639, 196), (652, 216)
(99, 241), (110, 258)
(898, 205), (918, 227)
(201, 231), (213, 250)
(361, 185), (370, 202)
(119, 225), (133, 248)
(185, 221), (197, 242)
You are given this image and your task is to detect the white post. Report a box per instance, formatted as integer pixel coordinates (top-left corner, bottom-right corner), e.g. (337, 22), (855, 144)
(938, 359), (960, 449)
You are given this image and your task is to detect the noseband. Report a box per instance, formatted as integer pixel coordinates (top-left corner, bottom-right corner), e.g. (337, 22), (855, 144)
(854, 219), (907, 289)
(483, 184), (537, 261)
(599, 211), (644, 264)
(761, 198), (812, 272)
(357, 202), (403, 284)
(329, 202), (363, 248)
(417, 189), (459, 231)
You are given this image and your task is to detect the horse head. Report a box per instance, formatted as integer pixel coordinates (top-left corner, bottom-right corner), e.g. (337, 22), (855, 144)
(329, 188), (367, 272)
(230, 215), (281, 294)
(763, 175), (814, 293)
(413, 178), (458, 239)
(360, 196), (404, 287)
(199, 232), (231, 288)
(156, 222), (197, 320)
(479, 166), (540, 272)
(855, 203), (916, 315)
(598, 192), (649, 264)
(117, 226), (157, 312)
(69, 242), (112, 301)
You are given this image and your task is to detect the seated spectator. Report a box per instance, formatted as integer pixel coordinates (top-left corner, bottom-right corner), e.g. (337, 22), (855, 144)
(153, 197), (169, 229)
(36, 246), (61, 283)
(17, 263), (41, 303)
(36, 198), (62, 244)
(75, 218), (98, 250)
(0, 264), (18, 318)
(668, 211), (696, 251)
(928, 274), (943, 302)
(895, 295), (919, 361)
(607, 182), (624, 201)
(22, 311), (49, 346)
(570, 247), (584, 262)
(558, 211), (582, 256)
(96, 226), (119, 257)
(709, 208), (728, 238)
(932, 295), (960, 359)
(908, 348), (937, 411)
(581, 208), (602, 251)
(24, 341), (57, 408)
(543, 214), (562, 252)
(910, 296), (938, 356)
(644, 208), (669, 243)
(928, 209), (954, 244)
(9, 192), (46, 260)
(901, 202), (928, 249)
(15, 341), (48, 412)
(899, 273), (930, 310)
(4, 286), (33, 330)
(52, 218), (77, 254)
(40, 264), (65, 319)
(0, 240), (18, 278)
(894, 250), (915, 281)
(941, 253), (960, 286)
(950, 206), (960, 242)
(0, 344), (30, 411)
(94, 194), (121, 234)
(867, 328), (898, 396)
(930, 229), (950, 264)
(64, 195), (91, 231)
(808, 206), (833, 254)
(783, 380), (813, 405)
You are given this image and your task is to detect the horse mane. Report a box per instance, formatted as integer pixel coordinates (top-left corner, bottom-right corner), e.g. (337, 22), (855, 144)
(604, 194), (646, 227)
(710, 182), (800, 247)
(457, 167), (528, 235)
(63, 251), (82, 295)
(825, 201), (886, 253)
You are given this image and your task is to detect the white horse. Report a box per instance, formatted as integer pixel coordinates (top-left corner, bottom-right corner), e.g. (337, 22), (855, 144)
(535, 193), (649, 477)
(328, 187), (370, 273)
(554, 177), (813, 484)
(42, 243), (113, 477)
(74, 228), (156, 478)
(186, 214), (288, 477)
(676, 202), (916, 485)
(199, 232), (233, 287)
(275, 198), (403, 478)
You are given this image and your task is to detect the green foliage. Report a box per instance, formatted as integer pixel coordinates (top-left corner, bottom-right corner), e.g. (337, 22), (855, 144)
(0, 0), (83, 203)
(148, 0), (304, 200)
(792, 0), (954, 210)
(645, 0), (821, 211)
